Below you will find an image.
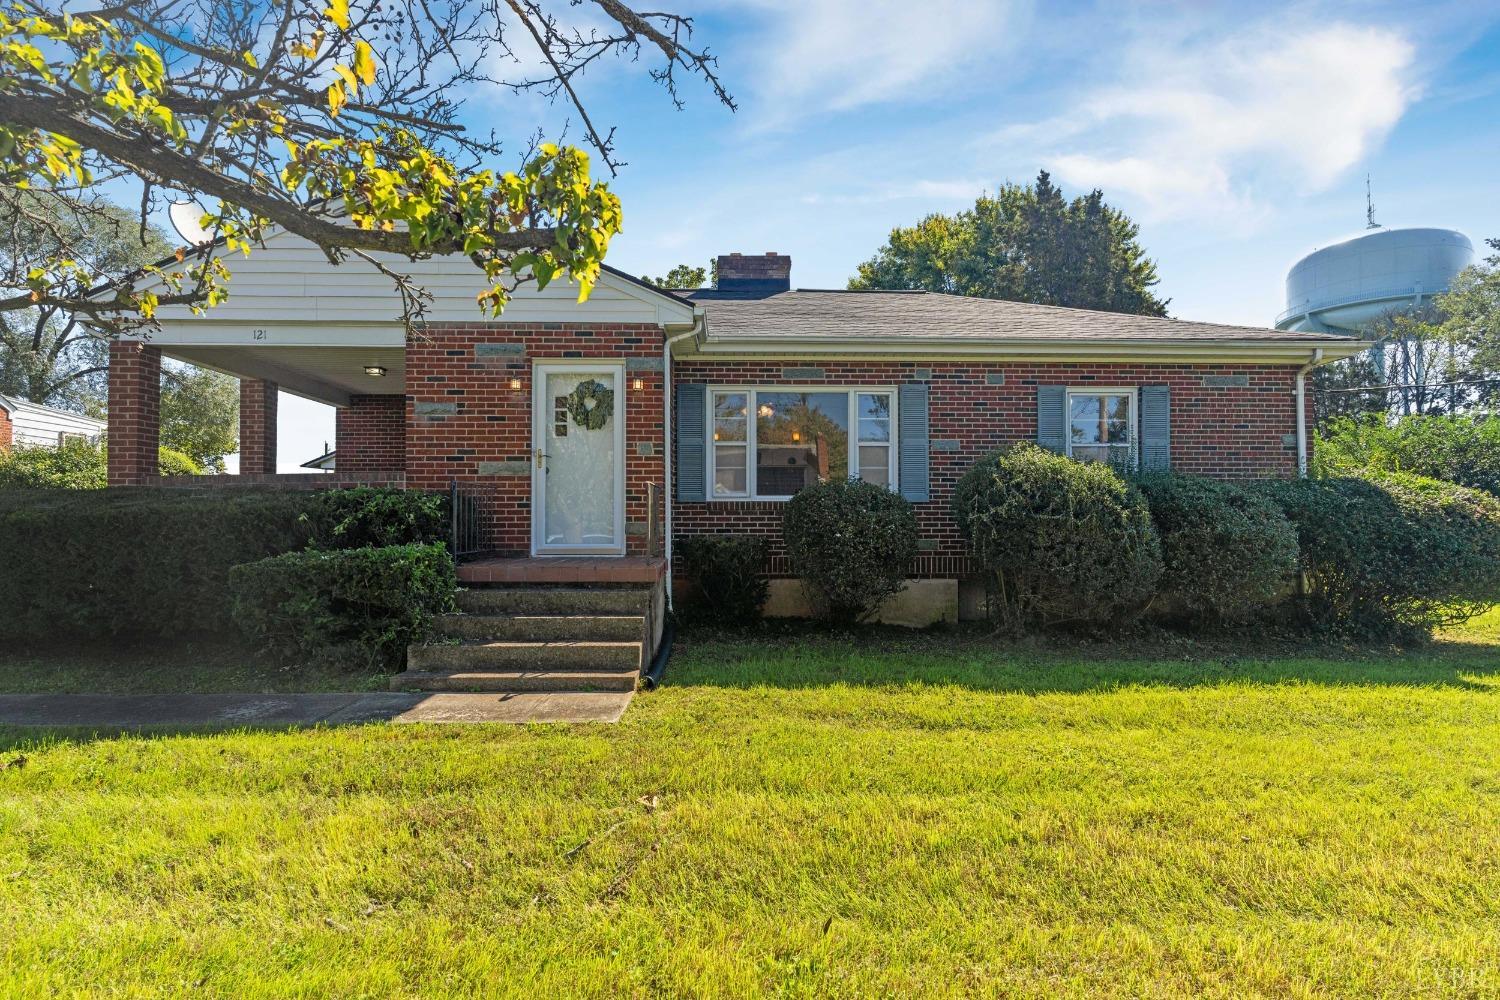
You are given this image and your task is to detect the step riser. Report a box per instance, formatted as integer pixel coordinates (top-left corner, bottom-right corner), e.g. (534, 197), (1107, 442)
(433, 615), (643, 643)
(457, 588), (649, 616)
(393, 671), (639, 693)
(408, 643), (641, 673)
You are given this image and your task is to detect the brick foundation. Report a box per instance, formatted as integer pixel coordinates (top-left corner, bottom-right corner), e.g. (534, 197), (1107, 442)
(336, 394), (406, 473)
(238, 378), (278, 474)
(106, 341), (161, 486)
(672, 360), (1307, 578)
(404, 323), (666, 555)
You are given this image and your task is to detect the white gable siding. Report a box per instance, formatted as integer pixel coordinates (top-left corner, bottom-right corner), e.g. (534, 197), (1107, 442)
(145, 229), (695, 328)
(1, 398), (106, 448)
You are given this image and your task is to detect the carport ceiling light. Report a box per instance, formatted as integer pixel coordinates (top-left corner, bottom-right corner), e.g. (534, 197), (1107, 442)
(363, 365), (387, 377)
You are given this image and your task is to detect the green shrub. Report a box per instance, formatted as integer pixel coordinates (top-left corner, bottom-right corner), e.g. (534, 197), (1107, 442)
(157, 447), (203, 476)
(0, 489), (317, 641)
(304, 487), (448, 550)
(953, 444), (1162, 632)
(0, 439), (206, 489)
(1252, 474), (1500, 638)
(782, 478), (918, 624)
(677, 534), (769, 624)
(1133, 473), (1299, 624)
(229, 543), (456, 668)
(1315, 414), (1500, 497)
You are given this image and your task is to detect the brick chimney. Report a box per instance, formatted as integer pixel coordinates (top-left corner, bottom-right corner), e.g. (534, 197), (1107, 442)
(716, 252), (791, 294)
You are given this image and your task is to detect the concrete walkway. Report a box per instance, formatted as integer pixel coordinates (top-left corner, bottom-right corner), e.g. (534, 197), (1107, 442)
(0, 690), (633, 729)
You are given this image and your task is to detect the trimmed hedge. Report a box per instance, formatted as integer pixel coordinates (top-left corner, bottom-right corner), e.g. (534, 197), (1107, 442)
(677, 534), (770, 624)
(229, 543), (456, 668)
(783, 478), (918, 624)
(1252, 474), (1500, 638)
(954, 444), (1162, 632)
(1133, 473), (1299, 624)
(0, 486), (449, 643)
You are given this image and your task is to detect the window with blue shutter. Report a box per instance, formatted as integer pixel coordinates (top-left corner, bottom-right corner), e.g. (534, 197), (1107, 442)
(675, 383), (707, 502)
(897, 382), (929, 502)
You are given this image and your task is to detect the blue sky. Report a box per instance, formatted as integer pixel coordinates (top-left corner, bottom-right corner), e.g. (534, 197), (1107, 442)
(265, 0), (1500, 469)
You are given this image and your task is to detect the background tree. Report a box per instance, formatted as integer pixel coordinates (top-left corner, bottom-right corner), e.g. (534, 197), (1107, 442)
(1441, 236), (1500, 408)
(849, 171), (1170, 316)
(160, 366), (238, 471)
(0, 0), (732, 332)
(646, 262), (709, 289)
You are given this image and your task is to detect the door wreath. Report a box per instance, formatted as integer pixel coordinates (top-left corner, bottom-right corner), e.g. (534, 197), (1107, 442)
(567, 379), (614, 430)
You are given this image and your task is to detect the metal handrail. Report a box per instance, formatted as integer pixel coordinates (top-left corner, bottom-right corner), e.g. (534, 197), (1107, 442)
(448, 480), (482, 562)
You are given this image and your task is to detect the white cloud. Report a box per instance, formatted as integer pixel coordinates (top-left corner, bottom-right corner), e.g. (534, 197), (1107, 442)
(1006, 22), (1418, 224)
(737, 0), (1020, 125)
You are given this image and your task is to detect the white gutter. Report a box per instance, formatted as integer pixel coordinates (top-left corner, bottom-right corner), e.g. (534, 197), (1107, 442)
(662, 310), (706, 612)
(1295, 348), (1324, 478)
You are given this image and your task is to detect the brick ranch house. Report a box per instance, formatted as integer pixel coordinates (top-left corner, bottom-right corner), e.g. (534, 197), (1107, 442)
(105, 236), (1366, 624)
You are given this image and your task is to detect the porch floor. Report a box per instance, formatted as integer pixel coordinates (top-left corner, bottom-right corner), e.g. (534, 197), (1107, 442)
(457, 556), (666, 585)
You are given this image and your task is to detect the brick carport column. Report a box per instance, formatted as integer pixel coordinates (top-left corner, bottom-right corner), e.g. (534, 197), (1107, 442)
(239, 378), (279, 474)
(106, 340), (161, 486)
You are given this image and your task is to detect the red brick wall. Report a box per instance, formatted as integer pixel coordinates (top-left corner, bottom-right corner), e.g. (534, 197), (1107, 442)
(336, 395), (405, 472)
(106, 341), (161, 486)
(404, 323), (665, 555)
(0, 406), (11, 451)
(238, 378), (278, 474)
(672, 360), (1306, 577)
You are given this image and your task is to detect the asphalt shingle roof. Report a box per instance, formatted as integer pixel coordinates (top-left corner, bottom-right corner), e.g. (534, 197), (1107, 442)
(683, 289), (1352, 343)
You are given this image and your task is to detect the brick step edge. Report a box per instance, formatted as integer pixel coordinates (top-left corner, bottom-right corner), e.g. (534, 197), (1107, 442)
(390, 670), (640, 693)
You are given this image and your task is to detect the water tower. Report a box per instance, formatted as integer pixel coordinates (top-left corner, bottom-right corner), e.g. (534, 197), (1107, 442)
(1275, 226), (1474, 333)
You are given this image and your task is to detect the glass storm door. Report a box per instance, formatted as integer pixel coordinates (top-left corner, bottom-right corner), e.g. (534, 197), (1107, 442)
(532, 363), (625, 555)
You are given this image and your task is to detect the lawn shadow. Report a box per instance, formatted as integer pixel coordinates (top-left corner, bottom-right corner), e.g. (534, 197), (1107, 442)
(666, 620), (1500, 695)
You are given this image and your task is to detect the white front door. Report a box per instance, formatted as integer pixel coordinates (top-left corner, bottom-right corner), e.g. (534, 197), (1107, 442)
(532, 362), (626, 555)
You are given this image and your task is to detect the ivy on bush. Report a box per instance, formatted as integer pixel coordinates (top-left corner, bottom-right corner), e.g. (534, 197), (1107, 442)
(229, 543), (457, 669)
(954, 444), (1162, 632)
(783, 478), (918, 624)
(1252, 474), (1500, 638)
(1133, 473), (1299, 624)
(677, 534), (770, 624)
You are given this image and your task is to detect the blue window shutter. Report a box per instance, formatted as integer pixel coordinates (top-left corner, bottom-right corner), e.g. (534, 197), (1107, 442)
(897, 382), (930, 502)
(676, 383), (707, 502)
(1037, 385), (1066, 453)
(1139, 384), (1171, 471)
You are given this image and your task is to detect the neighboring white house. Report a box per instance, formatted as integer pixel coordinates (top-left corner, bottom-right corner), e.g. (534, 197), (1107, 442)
(0, 393), (108, 451)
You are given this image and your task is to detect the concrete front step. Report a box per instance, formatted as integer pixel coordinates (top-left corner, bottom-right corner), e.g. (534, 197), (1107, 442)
(407, 639), (642, 673)
(391, 670), (640, 693)
(456, 586), (650, 616)
(433, 613), (643, 643)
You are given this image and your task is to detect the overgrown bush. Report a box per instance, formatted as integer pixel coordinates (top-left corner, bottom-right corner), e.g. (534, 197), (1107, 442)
(0, 439), (203, 489)
(1133, 473), (1299, 624)
(1315, 414), (1500, 497)
(0, 489), (316, 640)
(229, 543), (456, 668)
(157, 447), (203, 476)
(677, 534), (769, 624)
(1252, 474), (1500, 638)
(953, 444), (1162, 632)
(782, 478), (918, 624)
(304, 487), (448, 549)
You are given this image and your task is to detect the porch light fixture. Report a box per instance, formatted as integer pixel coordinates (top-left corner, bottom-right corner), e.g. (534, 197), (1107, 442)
(363, 365), (387, 377)
(632, 378), (644, 391)
(509, 378), (522, 390)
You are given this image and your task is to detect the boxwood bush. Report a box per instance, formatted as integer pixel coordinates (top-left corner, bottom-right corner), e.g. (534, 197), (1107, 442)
(954, 444), (1162, 632)
(1133, 473), (1299, 624)
(229, 543), (457, 668)
(1252, 474), (1500, 638)
(782, 478), (918, 624)
(304, 487), (448, 550)
(677, 533), (770, 624)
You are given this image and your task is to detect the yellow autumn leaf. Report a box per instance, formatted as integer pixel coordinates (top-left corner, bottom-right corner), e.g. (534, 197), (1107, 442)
(326, 79), (346, 116)
(352, 40), (375, 85)
(326, 0), (350, 30)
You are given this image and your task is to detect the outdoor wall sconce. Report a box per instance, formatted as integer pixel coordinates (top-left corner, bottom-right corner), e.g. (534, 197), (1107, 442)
(509, 378), (522, 390)
(363, 365), (387, 377)
(632, 378), (645, 391)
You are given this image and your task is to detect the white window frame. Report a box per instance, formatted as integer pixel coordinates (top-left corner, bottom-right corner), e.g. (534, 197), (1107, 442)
(706, 386), (899, 501)
(1065, 386), (1138, 468)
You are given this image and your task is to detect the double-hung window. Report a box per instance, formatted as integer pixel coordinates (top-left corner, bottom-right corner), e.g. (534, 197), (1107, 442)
(1067, 388), (1135, 467)
(710, 388), (896, 499)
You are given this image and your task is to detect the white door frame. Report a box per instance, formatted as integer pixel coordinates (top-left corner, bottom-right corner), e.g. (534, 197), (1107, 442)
(531, 360), (627, 557)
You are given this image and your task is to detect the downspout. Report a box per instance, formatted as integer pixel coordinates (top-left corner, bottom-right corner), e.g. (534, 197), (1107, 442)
(1295, 348), (1324, 478)
(662, 311), (705, 613)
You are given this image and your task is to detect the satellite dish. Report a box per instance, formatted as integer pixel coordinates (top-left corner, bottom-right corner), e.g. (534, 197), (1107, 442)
(168, 199), (213, 246)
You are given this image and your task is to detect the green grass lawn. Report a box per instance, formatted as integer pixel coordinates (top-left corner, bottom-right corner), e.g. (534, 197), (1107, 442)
(1, 613), (1499, 996)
